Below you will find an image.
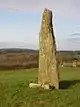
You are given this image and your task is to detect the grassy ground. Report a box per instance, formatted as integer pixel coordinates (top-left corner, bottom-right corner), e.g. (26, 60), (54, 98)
(0, 67), (80, 107)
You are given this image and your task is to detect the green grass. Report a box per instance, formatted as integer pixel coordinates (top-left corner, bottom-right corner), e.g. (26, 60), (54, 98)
(0, 67), (80, 107)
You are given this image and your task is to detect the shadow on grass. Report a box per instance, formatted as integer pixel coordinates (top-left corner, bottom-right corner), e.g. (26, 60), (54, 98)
(59, 80), (80, 89)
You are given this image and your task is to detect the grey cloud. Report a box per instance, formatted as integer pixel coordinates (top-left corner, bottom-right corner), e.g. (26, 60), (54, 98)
(66, 37), (80, 50)
(57, 37), (80, 50)
(69, 33), (80, 37)
(67, 37), (80, 41)
(67, 33), (80, 44)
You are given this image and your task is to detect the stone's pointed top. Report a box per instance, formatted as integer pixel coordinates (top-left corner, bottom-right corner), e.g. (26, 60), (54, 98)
(44, 8), (52, 13)
(43, 8), (52, 18)
(42, 8), (53, 26)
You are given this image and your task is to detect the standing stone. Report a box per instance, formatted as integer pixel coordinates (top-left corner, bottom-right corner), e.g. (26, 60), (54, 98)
(38, 8), (59, 89)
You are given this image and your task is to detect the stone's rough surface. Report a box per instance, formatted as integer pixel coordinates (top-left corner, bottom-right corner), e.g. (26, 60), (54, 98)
(38, 8), (59, 89)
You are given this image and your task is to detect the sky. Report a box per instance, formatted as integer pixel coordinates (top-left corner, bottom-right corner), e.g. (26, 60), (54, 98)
(0, 0), (80, 50)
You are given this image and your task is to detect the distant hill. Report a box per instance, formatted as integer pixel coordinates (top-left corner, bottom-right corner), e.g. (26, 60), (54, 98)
(0, 48), (38, 70)
(0, 48), (38, 53)
(0, 48), (80, 54)
(0, 48), (80, 70)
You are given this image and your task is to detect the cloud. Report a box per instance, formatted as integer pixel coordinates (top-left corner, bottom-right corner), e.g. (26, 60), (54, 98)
(59, 37), (80, 50)
(67, 33), (80, 42)
(0, 0), (80, 19)
(69, 33), (80, 36)
(67, 33), (80, 44)
(67, 37), (80, 41)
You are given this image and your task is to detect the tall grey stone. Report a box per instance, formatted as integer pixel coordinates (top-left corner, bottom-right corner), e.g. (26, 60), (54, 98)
(38, 8), (59, 89)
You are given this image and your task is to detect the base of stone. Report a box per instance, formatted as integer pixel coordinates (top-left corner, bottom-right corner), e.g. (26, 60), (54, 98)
(29, 83), (59, 90)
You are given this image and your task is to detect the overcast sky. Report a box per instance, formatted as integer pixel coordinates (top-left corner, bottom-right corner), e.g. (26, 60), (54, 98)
(0, 0), (80, 50)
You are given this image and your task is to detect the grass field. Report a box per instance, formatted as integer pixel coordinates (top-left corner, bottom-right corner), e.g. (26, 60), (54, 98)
(0, 67), (80, 107)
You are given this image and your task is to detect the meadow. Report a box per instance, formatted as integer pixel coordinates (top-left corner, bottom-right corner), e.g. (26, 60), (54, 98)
(0, 67), (80, 107)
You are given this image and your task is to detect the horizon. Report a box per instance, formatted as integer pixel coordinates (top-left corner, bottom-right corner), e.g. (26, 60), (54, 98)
(0, 0), (80, 50)
(0, 42), (80, 51)
(0, 46), (80, 51)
